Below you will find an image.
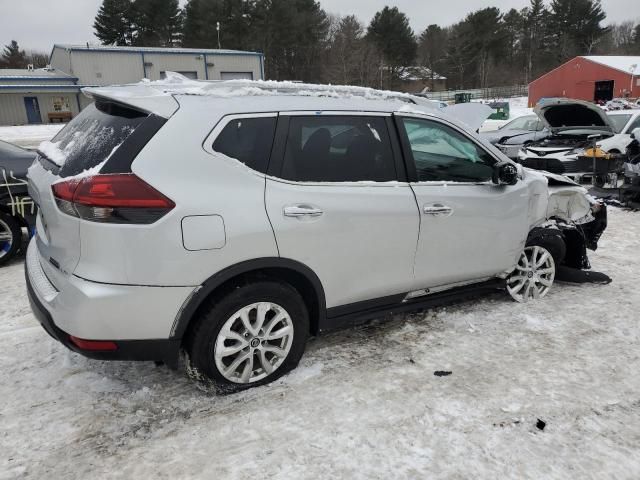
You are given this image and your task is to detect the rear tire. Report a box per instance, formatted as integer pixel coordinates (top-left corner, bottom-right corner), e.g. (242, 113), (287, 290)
(183, 280), (309, 392)
(0, 212), (21, 266)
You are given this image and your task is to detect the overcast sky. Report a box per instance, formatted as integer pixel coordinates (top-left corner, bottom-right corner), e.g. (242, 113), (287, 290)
(0, 0), (637, 52)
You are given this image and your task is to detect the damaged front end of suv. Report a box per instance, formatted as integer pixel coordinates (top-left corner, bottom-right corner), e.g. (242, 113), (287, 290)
(528, 169), (607, 271)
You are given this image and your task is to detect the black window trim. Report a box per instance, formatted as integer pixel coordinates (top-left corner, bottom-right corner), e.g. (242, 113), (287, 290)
(393, 112), (501, 185)
(268, 111), (408, 184)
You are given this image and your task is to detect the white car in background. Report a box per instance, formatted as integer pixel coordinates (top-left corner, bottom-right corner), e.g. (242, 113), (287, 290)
(517, 99), (614, 176)
(599, 109), (640, 154)
(604, 98), (636, 111)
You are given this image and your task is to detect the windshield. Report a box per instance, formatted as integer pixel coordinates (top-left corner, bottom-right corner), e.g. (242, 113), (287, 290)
(502, 115), (543, 131)
(607, 114), (632, 133)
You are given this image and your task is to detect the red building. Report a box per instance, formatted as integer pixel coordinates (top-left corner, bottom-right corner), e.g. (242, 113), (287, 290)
(528, 56), (640, 107)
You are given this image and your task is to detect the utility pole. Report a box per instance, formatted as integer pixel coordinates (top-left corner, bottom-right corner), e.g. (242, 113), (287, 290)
(216, 22), (221, 49)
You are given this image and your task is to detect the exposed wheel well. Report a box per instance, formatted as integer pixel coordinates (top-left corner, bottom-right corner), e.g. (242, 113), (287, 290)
(178, 264), (324, 345)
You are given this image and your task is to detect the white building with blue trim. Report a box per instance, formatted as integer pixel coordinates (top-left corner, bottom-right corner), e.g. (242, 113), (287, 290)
(0, 67), (89, 126)
(0, 44), (264, 126)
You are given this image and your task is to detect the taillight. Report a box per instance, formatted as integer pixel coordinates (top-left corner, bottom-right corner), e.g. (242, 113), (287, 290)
(52, 174), (175, 224)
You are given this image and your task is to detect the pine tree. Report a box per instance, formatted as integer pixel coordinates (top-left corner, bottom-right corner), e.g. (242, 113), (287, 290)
(633, 24), (640, 52)
(182, 0), (254, 50)
(418, 25), (448, 90)
(132, 0), (182, 47)
(1, 40), (27, 68)
(549, 0), (608, 60)
(460, 8), (507, 88)
(367, 6), (417, 87)
(94, 0), (135, 45)
(253, 0), (329, 81)
(443, 22), (469, 89)
(522, 0), (548, 82)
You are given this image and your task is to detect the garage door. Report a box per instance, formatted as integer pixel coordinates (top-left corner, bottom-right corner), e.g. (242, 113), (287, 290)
(220, 72), (253, 80)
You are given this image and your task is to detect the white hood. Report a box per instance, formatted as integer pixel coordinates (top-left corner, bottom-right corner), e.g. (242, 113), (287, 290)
(443, 103), (493, 132)
(534, 98), (613, 134)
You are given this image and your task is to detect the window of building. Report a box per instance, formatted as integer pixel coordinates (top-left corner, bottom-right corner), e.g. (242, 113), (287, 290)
(51, 96), (71, 112)
(212, 116), (277, 174)
(160, 71), (198, 80)
(220, 72), (254, 80)
(280, 116), (396, 182)
(400, 117), (494, 183)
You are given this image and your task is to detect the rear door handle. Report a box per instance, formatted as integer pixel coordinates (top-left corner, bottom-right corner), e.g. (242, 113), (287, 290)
(423, 204), (453, 216)
(283, 205), (324, 217)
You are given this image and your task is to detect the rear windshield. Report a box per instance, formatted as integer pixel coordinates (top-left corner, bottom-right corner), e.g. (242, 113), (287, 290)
(38, 101), (147, 177)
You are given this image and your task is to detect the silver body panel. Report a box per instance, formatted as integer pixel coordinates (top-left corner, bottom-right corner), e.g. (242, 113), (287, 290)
(266, 179), (419, 307)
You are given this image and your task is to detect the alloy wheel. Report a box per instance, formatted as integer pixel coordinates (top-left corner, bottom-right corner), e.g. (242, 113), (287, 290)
(0, 217), (14, 259)
(214, 302), (294, 384)
(507, 246), (555, 302)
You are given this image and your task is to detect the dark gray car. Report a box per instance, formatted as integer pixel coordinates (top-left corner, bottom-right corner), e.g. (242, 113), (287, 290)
(480, 114), (547, 159)
(1, 140), (36, 265)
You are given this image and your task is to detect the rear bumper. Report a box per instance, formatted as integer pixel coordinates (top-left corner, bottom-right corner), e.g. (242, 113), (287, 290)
(24, 240), (187, 365)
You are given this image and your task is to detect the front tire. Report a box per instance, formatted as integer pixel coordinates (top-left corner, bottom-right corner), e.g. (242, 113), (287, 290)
(0, 212), (21, 266)
(507, 246), (556, 302)
(184, 281), (309, 392)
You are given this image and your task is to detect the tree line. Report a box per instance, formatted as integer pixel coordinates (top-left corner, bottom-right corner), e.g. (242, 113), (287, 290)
(3, 0), (640, 90)
(0, 40), (49, 69)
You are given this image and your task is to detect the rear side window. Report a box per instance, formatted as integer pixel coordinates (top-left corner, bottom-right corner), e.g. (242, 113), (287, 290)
(212, 116), (277, 174)
(281, 116), (396, 182)
(40, 101), (147, 177)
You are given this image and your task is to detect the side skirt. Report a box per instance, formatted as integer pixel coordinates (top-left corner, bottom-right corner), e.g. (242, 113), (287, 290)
(320, 278), (506, 334)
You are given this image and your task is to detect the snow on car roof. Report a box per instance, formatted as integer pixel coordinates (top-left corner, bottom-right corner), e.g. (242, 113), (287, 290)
(82, 72), (441, 118)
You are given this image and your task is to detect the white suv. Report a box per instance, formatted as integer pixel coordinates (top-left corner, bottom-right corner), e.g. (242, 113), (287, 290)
(25, 79), (607, 391)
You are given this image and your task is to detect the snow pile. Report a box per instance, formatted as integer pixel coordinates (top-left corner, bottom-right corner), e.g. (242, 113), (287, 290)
(0, 124), (64, 149)
(37, 139), (68, 165)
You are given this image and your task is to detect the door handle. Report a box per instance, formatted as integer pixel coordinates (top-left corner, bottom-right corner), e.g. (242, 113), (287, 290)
(283, 205), (324, 217)
(423, 204), (453, 216)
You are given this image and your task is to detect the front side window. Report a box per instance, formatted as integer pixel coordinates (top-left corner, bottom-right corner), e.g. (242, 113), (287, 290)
(281, 116), (396, 182)
(213, 116), (277, 174)
(401, 117), (495, 182)
(504, 115), (541, 131)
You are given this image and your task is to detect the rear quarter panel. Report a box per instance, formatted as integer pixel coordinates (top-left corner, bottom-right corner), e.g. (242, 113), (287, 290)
(74, 98), (279, 286)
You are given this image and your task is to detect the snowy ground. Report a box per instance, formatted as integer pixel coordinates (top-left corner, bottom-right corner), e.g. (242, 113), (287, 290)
(479, 96), (533, 132)
(0, 124), (64, 149)
(1, 207), (639, 479)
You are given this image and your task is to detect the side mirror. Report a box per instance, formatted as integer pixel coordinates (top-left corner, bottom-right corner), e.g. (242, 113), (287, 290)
(492, 162), (519, 186)
(631, 128), (640, 140)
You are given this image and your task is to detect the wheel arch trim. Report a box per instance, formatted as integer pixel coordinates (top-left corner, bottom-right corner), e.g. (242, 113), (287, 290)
(170, 257), (327, 339)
